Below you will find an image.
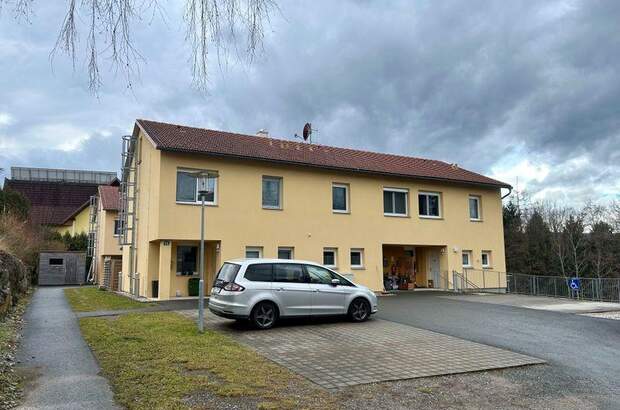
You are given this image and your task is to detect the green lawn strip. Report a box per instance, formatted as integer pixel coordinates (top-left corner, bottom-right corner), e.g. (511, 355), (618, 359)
(79, 312), (337, 410)
(64, 287), (152, 312)
(0, 292), (31, 409)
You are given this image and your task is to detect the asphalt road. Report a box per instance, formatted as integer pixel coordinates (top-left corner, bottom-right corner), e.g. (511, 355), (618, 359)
(377, 292), (620, 409)
(16, 287), (119, 410)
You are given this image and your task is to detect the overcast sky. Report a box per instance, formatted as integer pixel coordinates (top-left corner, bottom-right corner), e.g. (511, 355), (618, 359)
(0, 0), (618, 205)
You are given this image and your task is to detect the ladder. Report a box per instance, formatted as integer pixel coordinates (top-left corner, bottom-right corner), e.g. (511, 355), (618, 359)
(86, 195), (98, 283)
(119, 135), (138, 296)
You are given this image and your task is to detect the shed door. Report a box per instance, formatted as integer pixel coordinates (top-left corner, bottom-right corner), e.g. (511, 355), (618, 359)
(65, 256), (78, 285)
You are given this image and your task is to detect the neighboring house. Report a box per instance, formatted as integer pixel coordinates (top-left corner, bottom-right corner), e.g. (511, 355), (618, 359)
(90, 185), (123, 290)
(3, 167), (118, 234)
(119, 119), (511, 300)
(61, 200), (91, 236)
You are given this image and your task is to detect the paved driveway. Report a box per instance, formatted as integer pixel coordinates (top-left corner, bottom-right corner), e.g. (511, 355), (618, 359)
(16, 287), (119, 410)
(378, 291), (620, 409)
(182, 312), (543, 390)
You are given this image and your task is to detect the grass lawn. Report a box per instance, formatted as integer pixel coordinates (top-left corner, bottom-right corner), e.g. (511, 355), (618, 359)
(64, 287), (152, 312)
(80, 312), (338, 409)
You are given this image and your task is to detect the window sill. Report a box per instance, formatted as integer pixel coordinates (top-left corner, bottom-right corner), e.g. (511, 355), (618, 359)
(176, 201), (218, 207)
(324, 265), (337, 269)
(470, 218), (483, 222)
(419, 215), (442, 220)
(332, 210), (350, 214)
(462, 266), (473, 269)
(384, 213), (409, 218)
(262, 206), (283, 211)
(351, 266), (365, 270)
(482, 266), (492, 270)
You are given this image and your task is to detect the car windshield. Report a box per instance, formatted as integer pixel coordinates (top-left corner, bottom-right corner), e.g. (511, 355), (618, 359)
(214, 263), (240, 286)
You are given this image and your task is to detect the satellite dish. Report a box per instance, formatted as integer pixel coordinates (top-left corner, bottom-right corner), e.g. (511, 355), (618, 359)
(302, 123), (312, 142)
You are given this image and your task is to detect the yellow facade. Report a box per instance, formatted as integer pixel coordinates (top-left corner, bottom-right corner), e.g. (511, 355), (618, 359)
(70, 205), (91, 236)
(121, 128), (508, 300)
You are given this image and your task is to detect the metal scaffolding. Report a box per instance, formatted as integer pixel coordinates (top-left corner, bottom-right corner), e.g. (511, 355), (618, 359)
(119, 135), (139, 296)
(86, 195), (98, 283)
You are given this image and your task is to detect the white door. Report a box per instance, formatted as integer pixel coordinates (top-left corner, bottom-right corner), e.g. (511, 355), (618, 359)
(429, 249), (441, 288)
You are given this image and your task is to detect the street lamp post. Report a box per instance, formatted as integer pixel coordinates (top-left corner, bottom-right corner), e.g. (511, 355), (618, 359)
(196, 170), (218, 333)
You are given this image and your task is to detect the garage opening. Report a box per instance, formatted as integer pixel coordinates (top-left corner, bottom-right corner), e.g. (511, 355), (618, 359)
(382, 244), (448, 291)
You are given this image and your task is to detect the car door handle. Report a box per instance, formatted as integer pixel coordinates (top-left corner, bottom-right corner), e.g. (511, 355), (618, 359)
(276, 287), (285, 291)
(312, 289), (319, 292)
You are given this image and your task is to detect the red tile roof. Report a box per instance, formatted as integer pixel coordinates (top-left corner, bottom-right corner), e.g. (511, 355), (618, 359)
(4, 180), (100, 226)
(99, 185), (120, 211)
(136, 119), (510, 189)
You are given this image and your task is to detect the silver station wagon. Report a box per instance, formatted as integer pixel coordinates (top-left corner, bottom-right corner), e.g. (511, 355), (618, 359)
(208, 259), (378, 329)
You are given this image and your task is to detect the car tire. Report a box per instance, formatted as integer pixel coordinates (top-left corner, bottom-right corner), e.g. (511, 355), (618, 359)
(251, 301), (278, 330)
(348, 298), (370, 322)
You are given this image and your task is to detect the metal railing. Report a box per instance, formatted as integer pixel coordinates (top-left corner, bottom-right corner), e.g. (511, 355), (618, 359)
(453, 269), (506, 293)
(507, 273), (620, 303)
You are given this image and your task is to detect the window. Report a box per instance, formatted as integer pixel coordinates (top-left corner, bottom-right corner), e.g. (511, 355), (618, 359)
(262, 176), (282, 209)
(176, 170), (217, 204)
(307, 265), (337, 284)
(332, 183), (349, 213)
(350, 249), (364, 269)
(113, 219), (122, 236)
(481, 251), (491, 268)
(49, 258), (64, 265)
(278, 247), (293, 259)
(323, 248), (337, 268)
(273, 264), (306, 283)
(177, 246), (198, 275)
(214, 263), (241, 285)
(469, 196), (481, 220)
(383, 188), (408, 216)
(245, 247), (263, 259)
(244, 263), (273, 282)
(462, 251), (472, 268)
(419, 192), (441, 218)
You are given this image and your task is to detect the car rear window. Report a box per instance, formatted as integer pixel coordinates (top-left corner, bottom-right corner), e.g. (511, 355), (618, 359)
(214, 263), (241, 287)
(244, 263), (273, 282)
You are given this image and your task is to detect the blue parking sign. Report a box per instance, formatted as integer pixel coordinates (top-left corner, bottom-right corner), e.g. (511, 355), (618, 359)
(569, 278), (580, 290)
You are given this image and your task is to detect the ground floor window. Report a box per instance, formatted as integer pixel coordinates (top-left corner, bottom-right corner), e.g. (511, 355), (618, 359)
(277, 247), (293, 259)
(481, 251), (492, 268)
(350, 249), (364, 269)
(323, 248), (337, 268)
(462, 250), (472, 268)
(245, 246), (263, 259)
(177, 246), (197, 275)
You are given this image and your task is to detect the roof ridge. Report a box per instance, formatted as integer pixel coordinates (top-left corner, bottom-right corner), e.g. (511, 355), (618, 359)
(136, 118), (445, 165)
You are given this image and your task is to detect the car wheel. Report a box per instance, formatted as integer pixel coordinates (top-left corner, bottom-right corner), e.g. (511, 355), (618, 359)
(348, 298), (370, 322)
(251, 301), (278, 329)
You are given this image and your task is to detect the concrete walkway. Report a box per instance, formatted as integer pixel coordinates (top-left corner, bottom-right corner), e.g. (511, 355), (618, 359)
(16, 287), (119, 410)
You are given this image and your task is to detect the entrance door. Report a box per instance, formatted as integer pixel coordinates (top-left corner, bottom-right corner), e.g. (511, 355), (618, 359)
(429, 249), (441, 288)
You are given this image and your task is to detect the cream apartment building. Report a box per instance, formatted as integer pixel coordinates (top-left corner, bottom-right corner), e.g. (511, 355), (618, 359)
(119, 119), (511, 300)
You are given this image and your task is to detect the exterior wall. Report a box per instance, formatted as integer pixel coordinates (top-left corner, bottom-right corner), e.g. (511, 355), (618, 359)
(70, 206), (91, 236)
(95, 204), (122, 283)
(52, 225), (72, 236)
(123, 129), (507, 299)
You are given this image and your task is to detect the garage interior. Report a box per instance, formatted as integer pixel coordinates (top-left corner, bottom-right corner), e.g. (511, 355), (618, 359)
(382, 244), (448, 290)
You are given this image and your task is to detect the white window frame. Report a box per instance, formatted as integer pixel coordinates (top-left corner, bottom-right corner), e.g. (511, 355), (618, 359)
(383, 187), (409, 217)
(462, 250), (472, 268)
(113, 219), (121, 237)
(481, 251), (491, 269)
(323, 247), (338, 268)
(175, 168), (218, 206)
(245, 246), (263, 259)
(469, 195), (482, 221)
(350, 248), (364, 269)
(262, 176), (283, 210)
(332, 183), (350, 213)
(277, 247), (294, 260)
(418, 191), (442, 219)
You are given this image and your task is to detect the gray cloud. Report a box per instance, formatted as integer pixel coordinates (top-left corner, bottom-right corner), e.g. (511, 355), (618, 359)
(1, 0), (619, 204)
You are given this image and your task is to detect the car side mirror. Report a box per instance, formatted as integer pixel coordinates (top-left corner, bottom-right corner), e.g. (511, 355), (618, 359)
(331, 278), (340, 286)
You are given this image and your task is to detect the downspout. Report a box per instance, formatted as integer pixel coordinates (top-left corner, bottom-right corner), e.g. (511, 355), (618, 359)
(501, 186), (513, 200)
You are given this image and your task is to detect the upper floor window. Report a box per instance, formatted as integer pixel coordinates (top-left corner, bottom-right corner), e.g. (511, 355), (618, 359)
(176, 170), (217, 204)
(383, 188), (408, 216)
(332, 183), (349, 213)
(418, 192), (441, 218)
(113, 219), (122, 236)
(262, 176), (282, 209)
(469, 196), (481, 220)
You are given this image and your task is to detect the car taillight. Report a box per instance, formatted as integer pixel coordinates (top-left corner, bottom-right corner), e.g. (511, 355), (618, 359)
(223, 282), (245, 292)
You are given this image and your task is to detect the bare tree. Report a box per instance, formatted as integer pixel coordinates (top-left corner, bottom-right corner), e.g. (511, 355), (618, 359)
(610, 200), (620, 233)
(564, 210), (588, 278)
(542, 202), (569, 277)
(1, 0), (277, 93)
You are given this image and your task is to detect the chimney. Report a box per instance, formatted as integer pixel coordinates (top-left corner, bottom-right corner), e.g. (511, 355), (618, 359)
(256, 129), (269, 138)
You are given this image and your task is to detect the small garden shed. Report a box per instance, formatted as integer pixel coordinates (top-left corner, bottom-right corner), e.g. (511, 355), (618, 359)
(38, 251), (86, 286)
